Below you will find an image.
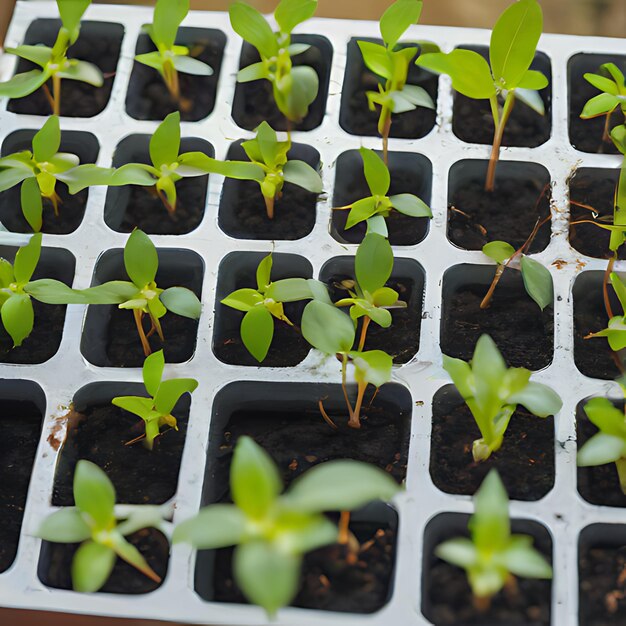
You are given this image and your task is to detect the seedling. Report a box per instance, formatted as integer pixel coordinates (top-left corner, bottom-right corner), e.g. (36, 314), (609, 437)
(221, 252), (325, 362)
(357, 0), (435, 162)
(37, 460), (166, 592)
(229, 0), (319, 126)
(586, 272), (626, 353)
(136, 0), (213, 105)
(77, 229), (201, 357)
(174, 435), (399, 616)
(334, 147), (431, 236)
(334, 233), (406, 350)
(301, 298), (393, 428)
(417, 0), (548, 191)
(201, 121), (322, 219)
(0, 0), (103, 115)
(436, 469), (552, 611)
(112, 350), (197, 449)
(443, 334), (562, 462)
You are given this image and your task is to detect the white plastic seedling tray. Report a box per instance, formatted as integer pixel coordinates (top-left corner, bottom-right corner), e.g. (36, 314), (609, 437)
(0, 1), (625, 624)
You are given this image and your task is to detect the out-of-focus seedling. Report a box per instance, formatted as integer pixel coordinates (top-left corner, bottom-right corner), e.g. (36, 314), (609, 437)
(443, 334), (562, 462)
(0, 0), (103, 115)
(112, 349), (198, 449)
(417, 0), (548, 191)
(586, 272), (626, 354)
(37, 460), (166, 592)
(436, 469), (552, 611)
(357, 0), (435, 162)
(174, 435), (399, 616)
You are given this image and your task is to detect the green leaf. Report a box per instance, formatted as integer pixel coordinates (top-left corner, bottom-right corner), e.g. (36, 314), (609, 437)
(0, 70), (48, 99)
(111, 396), (154, 419)
(154, 377), (198, 415)
(372, 286), (400, 307)
(351, 349), (393, 388)
(265, 278), (313, 302)
(282, 160), (322, 193)
(20, 178), (43, 233)
(5, 44), (52, 68)
(435, 537), (478, 568)
(152, 0), (189, 49)
(222, 288), (264, 312)
(0, 260), (14, 288)
(287, 43), (311, 56)
(520, 255), (553, 310)
(142, 349), (164, 397)
(307, 278), (332, 304)
(0, 166), (33, 193)
(397, 84), (435, 109)
(156, 174), (177, 210)
(256, 254), (273, 292)
(389, 193), (432, 217)
(77, 281), (138, 304)
(301, 300), (355, 354)
(508, 381), (562, 417)
(202, 158), (265, 182)
(515, 87), (545, 114)
(503, 537), (552, 579)
(229, 1), (278, 60)
(584, 397), (626, 438)
(173, 504), (246, 548)
(1, 294), (34, 347)
(32, 116), (61, 163)
(360, 148), (390, 197)
(275, 0), (317, 34)
(37, 508), (91, 543)
(14, 233), (41, 285)
(124, 229), (158, 287)
(134, 51), (165, 73)
(73, 460), (116, 530)
(580, 92), (620, 118)
(160, 287), (201, 319)
(231, 436), (282, 519)
(110, 163), (157, 187)
(150, 112), (181, 168)
(355, 233), (393, 294)
(578, 433), (626, 466)
(57, 60), (103, 86)
(172, 54), (213, 76)
(108, 531), (160, 582)
(71, 541), (116, 593)
(380, 0), (422, 47)
(241, 306), (274, 362)
(57, 0), (90, 38)
(55, 164), (115, 194)
(483, 240), (515, 264)
(25, 279), (85, 304)
(345, 196), (379, 229)
(471, 470), (510, 549)
(357, 40), (393, 80)
(517, 69), (548, 90)
(584, 72), (619, 95)
(284, 65), (318, 121)
(490, 0), (543, 88)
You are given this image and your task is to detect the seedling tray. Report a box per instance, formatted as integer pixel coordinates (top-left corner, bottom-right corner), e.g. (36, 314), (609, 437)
(0, 2), (625, 624)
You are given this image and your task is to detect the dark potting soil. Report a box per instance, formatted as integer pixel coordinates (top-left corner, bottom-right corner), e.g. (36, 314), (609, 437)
(448, 172), (552, 252)
(0, 400), (42, 573)
(430, 386), (555, 501)
(8, 20), (123, 117)
(577, 399), (626, 508)
(38, 528), (169, 593)
(339, 38), (437, 139)
(232, 36), (332, 132)
(441, 270), (554, 371)
(579, 543), (626, 625)
(452, 46), (552, 147)
(568, 53), (625, 155)
(569, 168), (623, 260)
(126, 30), (226, 122)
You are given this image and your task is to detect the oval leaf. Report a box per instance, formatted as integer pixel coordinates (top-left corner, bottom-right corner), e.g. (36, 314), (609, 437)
(301, 300), (355, 354)
(124, 229), (158, 287)
(520, 255), (553, 310)
(241, 306), (274, 362)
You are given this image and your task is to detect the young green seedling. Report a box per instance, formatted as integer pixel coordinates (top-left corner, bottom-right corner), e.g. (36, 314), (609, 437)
(436, 469), (552, 611)
(443, 334), (562, 462)
(417, 0), (548, 191)
(586, 272), (626, 353)
(301, 298), (393, 428)
(136, 0), (213, 105)
(221, 252), (325, 362)
(357, 0), (435, 163)
(0, 0), (103, 115)
(229, 0), (319, 126)
(174, 435), (399, 617)
(577, 396), (626, 494)
(200, 121), (322, 219)
(112, 349), (197, 449)
(37, 460), (166, 592)
(334, 233), (406, 351)
(334, 147), (431, 237)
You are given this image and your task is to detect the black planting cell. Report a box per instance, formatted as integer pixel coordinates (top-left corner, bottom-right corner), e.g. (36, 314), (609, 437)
(126, 27), (226, 122)
(572, 270), (622, 380)
(319, 255), (425, 364)
(568, 53), (626, 155)
(231, 35), (333, 132)
(0, 129), (99, 234)
(7, 19), (124, 117)
(441, 264), (554, 371)
(218, 140), (320, 240)
(80, 247), (203, 367)
(331, 149), (432, 246)
(0, 244), (75, 364)
(430, 385), (555, 501)
(0, 380), (45, 573)
(104, 134), (212, 235)
(447, 159), (552, 252)
(452, 45), (552, 147)
(52, 382), (190, 506)
(422, 513), (552, 625)
(339, 37), (438, 139)
(212, 252), (312, 367)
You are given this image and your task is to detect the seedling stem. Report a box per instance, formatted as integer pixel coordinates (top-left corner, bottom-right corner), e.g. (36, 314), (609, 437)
(486, 91), (515, 192)
(52, 74), (62, 116)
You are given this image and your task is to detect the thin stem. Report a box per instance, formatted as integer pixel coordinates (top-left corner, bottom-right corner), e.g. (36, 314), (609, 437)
(163, 61), (180, 102)
(348, 381), (367, 429)
(473, 595), (492, 613)
(156, 188), (176, 217)
(52, 73), (61, 116)
(338, 511), (351, 544)
(480, 263), (506, 309)
(149, 311), (165, 342)
(603, 254), (616, 320)
(340, 353), (355, 422)
(603, 111), (612, 144)
(485, 92), (515, 192)
(357, 316), (371, 352)
(381, 111), (392, 166)
(133, 309), (152, 357)
(42, 83), (55, 113)
(615, 457), (626, 495)
(318, 399), (338, 430)
(264, 194), (275, 220)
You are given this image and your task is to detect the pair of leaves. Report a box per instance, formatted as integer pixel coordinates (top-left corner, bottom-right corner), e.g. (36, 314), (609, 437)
(580, 63), (626, 119)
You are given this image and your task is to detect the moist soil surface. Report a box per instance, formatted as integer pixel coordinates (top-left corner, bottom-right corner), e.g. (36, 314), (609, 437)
(52, 399), (189, 506)
(569, 169), (623, 260)
(579, 543), (626, 625)
(0, 400), (41, 573)
(448, 174), (551, 251)
(8, 21), (122, 117)
(39, 528), (169, 593)
(441, 271), (554, 371)
(126, 33), (225, 122)
(232, 36), (331, 131)
(430, 387), (555, 501)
